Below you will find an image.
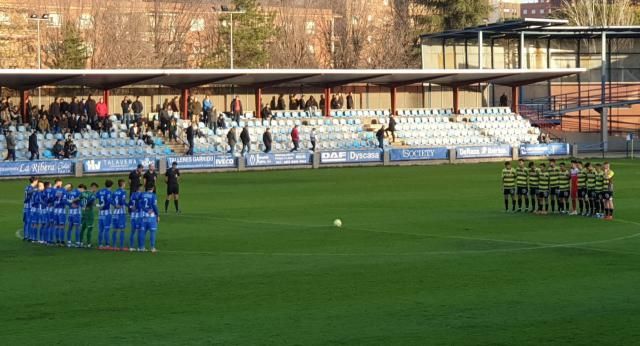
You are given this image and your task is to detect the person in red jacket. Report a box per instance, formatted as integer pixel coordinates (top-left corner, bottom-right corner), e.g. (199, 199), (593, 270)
(96, 98), (108, 119)
(290, 125), (299, 152)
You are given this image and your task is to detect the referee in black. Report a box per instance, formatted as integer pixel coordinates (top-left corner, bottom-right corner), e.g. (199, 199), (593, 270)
(143, 163), (158, 194)
(128, 164), (143, 197)
(165, 161), (181, 213)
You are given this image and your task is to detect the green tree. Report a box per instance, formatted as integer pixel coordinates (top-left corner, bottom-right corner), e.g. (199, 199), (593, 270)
(201, 0), (276, 68)
(45, 21), (87, 69)
(416, 0), (491, 31)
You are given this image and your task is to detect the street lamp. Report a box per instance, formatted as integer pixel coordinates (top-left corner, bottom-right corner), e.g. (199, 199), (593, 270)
(213, 6), (246, 69)
(28, 13), (49, 107)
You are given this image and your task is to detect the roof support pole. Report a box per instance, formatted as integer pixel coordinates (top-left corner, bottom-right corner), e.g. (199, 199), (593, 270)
(519, 31), (525, 69)
(255, 87), (262, 118)
(511, 86), (519, 114)
(324, 87), (331, 117)
(390, 86), (397, 116)
(478, 31), (483, 69)
(600, 31), (608, 152)
(452, 86), (460, 115)
(21, 90), (29, 124)
(181, 88), (189, 120)
(103, 89), (110, 115)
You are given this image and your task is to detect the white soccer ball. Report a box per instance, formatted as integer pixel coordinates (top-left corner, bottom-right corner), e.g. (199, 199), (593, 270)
(333, 219), (342, 228)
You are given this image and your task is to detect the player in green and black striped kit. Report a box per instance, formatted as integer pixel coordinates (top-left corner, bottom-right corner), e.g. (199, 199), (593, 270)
(515, 159), (529, 212)
(577, 161), (588, 215)
(527, 161), (539, 213)
(547, 159), (561, 213)
(557, 162), (571, 214)
(537, 163), (550, 214)
(501, 161), (516, 212)
(594, 163), (605, 217)
(585, 163), (597, 216)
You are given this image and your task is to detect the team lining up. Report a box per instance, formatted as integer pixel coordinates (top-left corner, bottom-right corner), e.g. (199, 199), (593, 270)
(501, 159), (615, 219)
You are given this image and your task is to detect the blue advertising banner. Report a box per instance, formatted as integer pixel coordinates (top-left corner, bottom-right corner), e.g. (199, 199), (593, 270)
(389, 147), (449, 161)
(0, 160), (75, 177)
(166, 154), (236, 170)
(245, 152), (312, 167)
(320, 149), (383, 164)
(83, 157), (157, 173)
(456, 145), (512, 159)
(519, 143), (570, 157)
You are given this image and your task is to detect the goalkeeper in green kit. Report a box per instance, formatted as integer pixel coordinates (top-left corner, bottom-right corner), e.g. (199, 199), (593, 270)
(79, 183), (98, 248)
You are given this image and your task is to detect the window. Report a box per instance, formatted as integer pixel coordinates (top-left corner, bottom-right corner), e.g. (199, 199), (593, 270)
(307, 44), (315, 54)
(539, 9), (545, 14)
(367, 15), (373, 22)
(532, 9), (536, 15)
(49, 13), (62, 27)
(0, 12), (10, 25)
(79, 13), (93, 29)
(190, 18), (205, 32)
(523, 9), (528, 15)
(383, 0), (389, 6)
(305, 20), (315, 35)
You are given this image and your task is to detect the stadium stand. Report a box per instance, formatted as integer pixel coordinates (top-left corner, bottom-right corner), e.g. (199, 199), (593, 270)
(1, 107), (542, 159)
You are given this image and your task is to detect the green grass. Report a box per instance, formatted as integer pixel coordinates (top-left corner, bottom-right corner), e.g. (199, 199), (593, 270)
(2, 160), (640, 345)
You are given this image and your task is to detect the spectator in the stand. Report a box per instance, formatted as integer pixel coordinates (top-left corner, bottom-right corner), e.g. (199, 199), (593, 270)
(305, 95), (318, 112)
(0, 97), (12, 122)
(128, 123), (138, 140)
(4, 129), (16, 161)
(77, 115), (88, 133)
(85, 95), (97, 127)
(500, 93), (508, 107)
(132, 96), (143, 124)
(240, 125), (251, 155)
(263, 128), (272, 153)
(261, 104), (272, 125)
(29, 106), (39, 130)
(38, 104), (47, 117)
(22, 96), (32, 125)
(9, 106), (20, 125)
(28, 129), (39, 160)
(68, 113), (77, 133)
(59, 113), (69, 134)
(277, 94), (286, 110)
(216, 114), (226, 130)
(121, 96), (133, 127)
(203, 96), (212, 125)
(96, 98), (108, 120)
(319, 94), (326, 113)
(289, 94), (297, 110)
(346, 92), (354, 110)
(192, 97), (202, 123)
(52, 139), (65, 159)
(376, 126), (386, 150)
(226, 127), (237, 154)
(385, 114), (396, 143)
(159, 105), (170, 137)
(330, 95), (339, 110)
(230, 96), (243, 123)
(70, 96), (80, 117)
(37, 115), (50, 134)
(296, 95), (304, 110)
(187, 96), (194, 119)
(60, 98), (70, 114)
(310, 127), (317, 152)
(169, 119), (177, 143)
(270, 96), (277, 110)
(170, 96), (179, 114)
(64, 137), (77, 158)
(49, 97), (61, 120)
(337, 93), (345, 109)
(290, 125), (299, 152)
(186, 123), (195, 156)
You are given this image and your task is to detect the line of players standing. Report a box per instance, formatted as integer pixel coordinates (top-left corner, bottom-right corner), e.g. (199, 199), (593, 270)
(502, 159), (615, 220)
(20, 163), (180, 253)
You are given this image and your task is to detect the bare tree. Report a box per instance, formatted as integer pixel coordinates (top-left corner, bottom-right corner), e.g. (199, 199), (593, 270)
(559, 0), (636, 26)
(268, 0), (322, 68)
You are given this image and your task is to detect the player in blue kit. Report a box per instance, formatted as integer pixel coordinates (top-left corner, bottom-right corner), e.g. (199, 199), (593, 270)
(129, 185), (143, 251)
(138, 187), (160, 252)
(65, 184), (82, 247)
(23, 177), (39, 241)
(43, 181), (55, 244)
(95, 180), (113, 249)
(52, 179), (67, 246)
(29, 182), (46, 243)
(111, 179), (128, 251)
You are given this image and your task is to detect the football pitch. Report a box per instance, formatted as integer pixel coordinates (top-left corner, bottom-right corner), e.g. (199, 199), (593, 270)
(2, 160), (640, 345)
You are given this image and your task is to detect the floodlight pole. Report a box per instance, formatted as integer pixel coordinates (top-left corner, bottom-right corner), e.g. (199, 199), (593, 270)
(214, 9), (246, 69)
(28, 15), (48, 107)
